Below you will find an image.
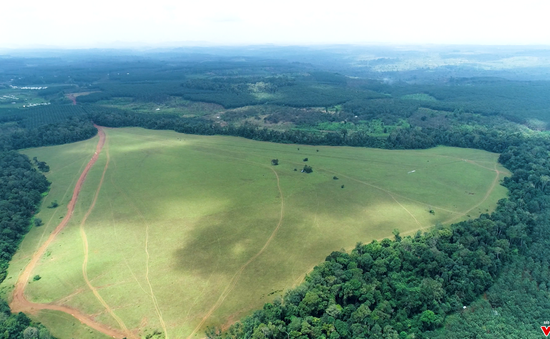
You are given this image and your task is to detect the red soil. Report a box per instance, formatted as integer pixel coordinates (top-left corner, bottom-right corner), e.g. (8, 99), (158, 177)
(9, 126), (129, 339)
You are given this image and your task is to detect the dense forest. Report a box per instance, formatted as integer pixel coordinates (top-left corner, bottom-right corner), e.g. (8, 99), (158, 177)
(1, 48), (550, 338)
(0, 151), (55, 338)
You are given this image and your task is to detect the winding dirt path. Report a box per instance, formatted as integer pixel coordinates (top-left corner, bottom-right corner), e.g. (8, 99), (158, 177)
(79, 145), (136, 338)
(186, 167), (285, 339)
(442, 164), (503, 225)
(66, 94), (77, 105)
(10, 126), (129, 339)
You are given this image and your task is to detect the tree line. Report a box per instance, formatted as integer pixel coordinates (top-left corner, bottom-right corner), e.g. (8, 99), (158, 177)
(0, 151), (55, 338)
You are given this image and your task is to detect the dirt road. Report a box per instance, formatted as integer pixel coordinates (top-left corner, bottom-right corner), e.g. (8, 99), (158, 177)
(10, 126), (130, 339)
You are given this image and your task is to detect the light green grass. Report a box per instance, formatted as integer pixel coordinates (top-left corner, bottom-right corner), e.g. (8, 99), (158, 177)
(402, 93), (438, 102)
(97, 96), (223, 117)
(4, 128), (509, 338)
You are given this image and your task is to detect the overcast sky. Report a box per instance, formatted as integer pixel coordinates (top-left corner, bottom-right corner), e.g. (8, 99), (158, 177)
(1, 0), (549, 48)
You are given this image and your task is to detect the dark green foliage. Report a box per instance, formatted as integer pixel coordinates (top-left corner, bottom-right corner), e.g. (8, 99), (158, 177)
(0, 106), (88, 129)
(0, 151), (49, 281)
(271, 159), (279, 166)
(302, 165), (313, 173)
(31, 157), (49, 172)
(32, 275), (41, 281)
(33, 218), (42, 227)
(0, 299), (54, 338)
(0, 116), (96, 151)
(47, 201), (58, 209)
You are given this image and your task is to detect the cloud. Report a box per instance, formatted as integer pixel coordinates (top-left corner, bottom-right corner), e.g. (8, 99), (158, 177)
(1, 0), (550, 47)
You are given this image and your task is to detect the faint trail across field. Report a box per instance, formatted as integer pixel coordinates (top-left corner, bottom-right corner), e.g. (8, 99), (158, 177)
(186, 167), (285, 339)
(388, 194), (422, 227)
(144, 218), (169, 338)
(442, 164), (503, 225)
(79, 142), (135, 338)
(106, 158), (169, 338)
(10, 126), (131, 339)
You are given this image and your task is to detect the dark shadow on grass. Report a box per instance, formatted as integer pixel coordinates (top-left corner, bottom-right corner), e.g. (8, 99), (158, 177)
(173, 205), (281, 279)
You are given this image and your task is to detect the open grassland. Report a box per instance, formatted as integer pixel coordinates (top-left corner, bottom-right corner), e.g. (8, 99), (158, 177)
(96, 96), (224, 117)
(4, 128), (509, 338)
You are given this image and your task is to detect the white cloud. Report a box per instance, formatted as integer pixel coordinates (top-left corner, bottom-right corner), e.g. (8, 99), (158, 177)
(1, 0), (549, 48)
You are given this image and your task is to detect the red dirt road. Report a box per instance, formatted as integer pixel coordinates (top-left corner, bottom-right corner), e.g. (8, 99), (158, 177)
(66, 94), (77, 105)
(10, 125), (129, 339)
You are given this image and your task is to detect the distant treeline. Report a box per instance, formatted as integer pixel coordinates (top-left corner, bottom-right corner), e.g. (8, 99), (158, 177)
(87, 106), (522, 153)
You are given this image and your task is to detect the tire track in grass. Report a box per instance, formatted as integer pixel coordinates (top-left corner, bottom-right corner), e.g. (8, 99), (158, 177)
(441, 164), (503, 225)
(10, 126), (131, 339)
(388, 194), (422, 227)
(144, 222), (169, 339)
(186, 167), (285, 339)
(106, 147), (169, 337)
(108, 172), (169, 338)
(78, 142), (135, 339)
(322, 168), (458, 214)
(108, 157), (150, 297)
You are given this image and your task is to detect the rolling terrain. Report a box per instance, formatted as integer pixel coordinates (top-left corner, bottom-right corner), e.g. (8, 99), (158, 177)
(3, 127), (509, 338)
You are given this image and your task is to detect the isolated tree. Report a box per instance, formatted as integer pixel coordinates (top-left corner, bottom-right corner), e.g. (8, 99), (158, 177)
(271, 159), (278, 166)
(37, 161), (49, 172)
(302, 165), (313, 173)
(34, 218), (42, 227)
(303, 158), (308, 162)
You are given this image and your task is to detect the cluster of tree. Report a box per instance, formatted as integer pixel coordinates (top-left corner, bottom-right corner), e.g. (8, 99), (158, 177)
(0, 300), (54, 339)
(0, 151), (55, 336)
(32, 157), (49, 172)
(0, 116), (96, 151)
(0, 106), (87, 130)
(87, 105), (528, 154)
(0, 151), (50, 281)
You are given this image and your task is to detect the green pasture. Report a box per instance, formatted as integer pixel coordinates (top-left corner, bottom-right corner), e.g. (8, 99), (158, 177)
(4, 128), (509, 338)
(402, 93), (438, 102)
(97, 96), (223, 117)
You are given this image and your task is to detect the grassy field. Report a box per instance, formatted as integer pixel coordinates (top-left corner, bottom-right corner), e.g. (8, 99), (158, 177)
(96, 96), (224, 117)
(3, 128), (509, 338)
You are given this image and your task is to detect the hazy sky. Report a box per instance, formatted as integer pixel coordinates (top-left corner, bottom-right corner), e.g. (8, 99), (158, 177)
(1, 0), (549, 48)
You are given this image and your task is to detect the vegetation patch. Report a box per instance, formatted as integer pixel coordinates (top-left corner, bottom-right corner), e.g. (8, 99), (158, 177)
(9, 127), (508, 338)
(402, 93), (438, 102)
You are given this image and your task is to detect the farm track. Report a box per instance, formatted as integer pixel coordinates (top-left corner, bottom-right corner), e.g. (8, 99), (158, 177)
(10, 126), (131, 339)
(106, 157), (169, 338)
(186, 167), (285, 339)
(441, 164), (503, 225)
(79, 143), (136, 338)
